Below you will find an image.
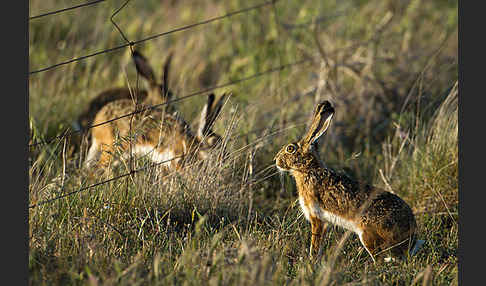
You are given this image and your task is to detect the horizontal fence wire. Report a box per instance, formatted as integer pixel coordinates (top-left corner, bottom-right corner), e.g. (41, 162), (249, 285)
(29, 56), (315, 149)
(29, 0), (108, 20)
(29, 0), (278, 75)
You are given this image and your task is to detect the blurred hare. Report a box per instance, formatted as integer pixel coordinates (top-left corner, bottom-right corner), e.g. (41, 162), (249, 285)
(274, 101), (423, 262)
(84, 51), (229, 170)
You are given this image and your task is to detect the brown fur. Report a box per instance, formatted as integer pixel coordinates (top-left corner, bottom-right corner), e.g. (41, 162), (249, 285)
(275, 101), (417, 262)
(86, 92), (229, 171)
(77, 88), (149, 133)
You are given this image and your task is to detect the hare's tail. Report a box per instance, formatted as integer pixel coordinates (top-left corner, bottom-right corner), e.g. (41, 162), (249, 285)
(409, 239), (426, 256)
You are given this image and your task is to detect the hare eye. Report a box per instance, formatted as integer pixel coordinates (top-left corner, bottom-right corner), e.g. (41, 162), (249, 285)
(286, 144), (296, 154)
(207, 135), (221, 147)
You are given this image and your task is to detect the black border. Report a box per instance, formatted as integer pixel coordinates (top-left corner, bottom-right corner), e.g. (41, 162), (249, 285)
(4, 0), (28, 284)
(459, 0), (477, 285)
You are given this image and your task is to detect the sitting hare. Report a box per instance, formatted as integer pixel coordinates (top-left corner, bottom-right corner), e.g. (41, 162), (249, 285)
(275, 101), (422, 262)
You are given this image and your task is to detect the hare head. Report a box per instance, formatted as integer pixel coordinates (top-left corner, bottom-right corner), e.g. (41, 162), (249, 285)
(74, 50), (174, 133)
(275, 101), (334, 172)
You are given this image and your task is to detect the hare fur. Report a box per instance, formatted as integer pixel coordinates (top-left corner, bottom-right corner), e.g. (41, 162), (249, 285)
(274, 101), (418, 262)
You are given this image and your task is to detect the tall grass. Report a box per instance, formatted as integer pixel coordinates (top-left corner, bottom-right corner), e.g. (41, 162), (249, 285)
(29, 0), (458, 284)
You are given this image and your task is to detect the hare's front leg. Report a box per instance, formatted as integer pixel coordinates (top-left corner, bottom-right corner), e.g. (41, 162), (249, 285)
(358, 229), (382, 263)
(309, 216), (326, 256)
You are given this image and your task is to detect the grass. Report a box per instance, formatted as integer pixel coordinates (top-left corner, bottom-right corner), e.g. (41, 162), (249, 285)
(29, 0), (458, 285)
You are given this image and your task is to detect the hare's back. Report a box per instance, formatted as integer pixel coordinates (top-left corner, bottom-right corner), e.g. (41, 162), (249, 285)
(95, 99), (190, 141)
(93, 99), (160, 135)
(87, 88), (148, 116)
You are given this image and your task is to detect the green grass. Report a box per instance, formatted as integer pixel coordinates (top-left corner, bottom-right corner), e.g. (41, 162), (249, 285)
(29, 0), (458, 284)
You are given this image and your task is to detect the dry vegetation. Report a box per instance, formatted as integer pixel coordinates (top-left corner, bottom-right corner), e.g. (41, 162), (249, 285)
(29, 0), (458, 285)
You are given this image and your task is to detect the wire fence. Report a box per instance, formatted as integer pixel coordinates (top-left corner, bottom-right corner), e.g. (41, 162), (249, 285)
(29, 0), (279, 75)
(28, 0), (322, 209)
(28, 0), (299, 148)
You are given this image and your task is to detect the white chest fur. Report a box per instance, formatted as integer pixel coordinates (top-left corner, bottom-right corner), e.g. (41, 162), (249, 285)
(130, 145), (175, 167)
(298, 196), (311, 221)
(298, 196), (362, 235)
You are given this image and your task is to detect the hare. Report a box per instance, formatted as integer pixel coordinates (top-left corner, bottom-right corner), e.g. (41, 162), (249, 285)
(274, 101), (421, 262)
(85, 90), (229, 171)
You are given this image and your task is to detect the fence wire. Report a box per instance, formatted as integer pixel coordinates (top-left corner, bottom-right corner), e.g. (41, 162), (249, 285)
(29, 114), (306, 209)
(29, 0), (278, 75)
(29, 0), (107, 21)
(29, 155), (183, 209)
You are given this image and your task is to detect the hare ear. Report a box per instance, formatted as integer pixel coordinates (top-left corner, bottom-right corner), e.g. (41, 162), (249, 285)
(300, 101), (334, 151)
(197, 94), (213, 138)
(207, 92), (228, 125)
(132, 50), (156, 86)
(197, 92), (230, 138)
(161, 52), (174, 99)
